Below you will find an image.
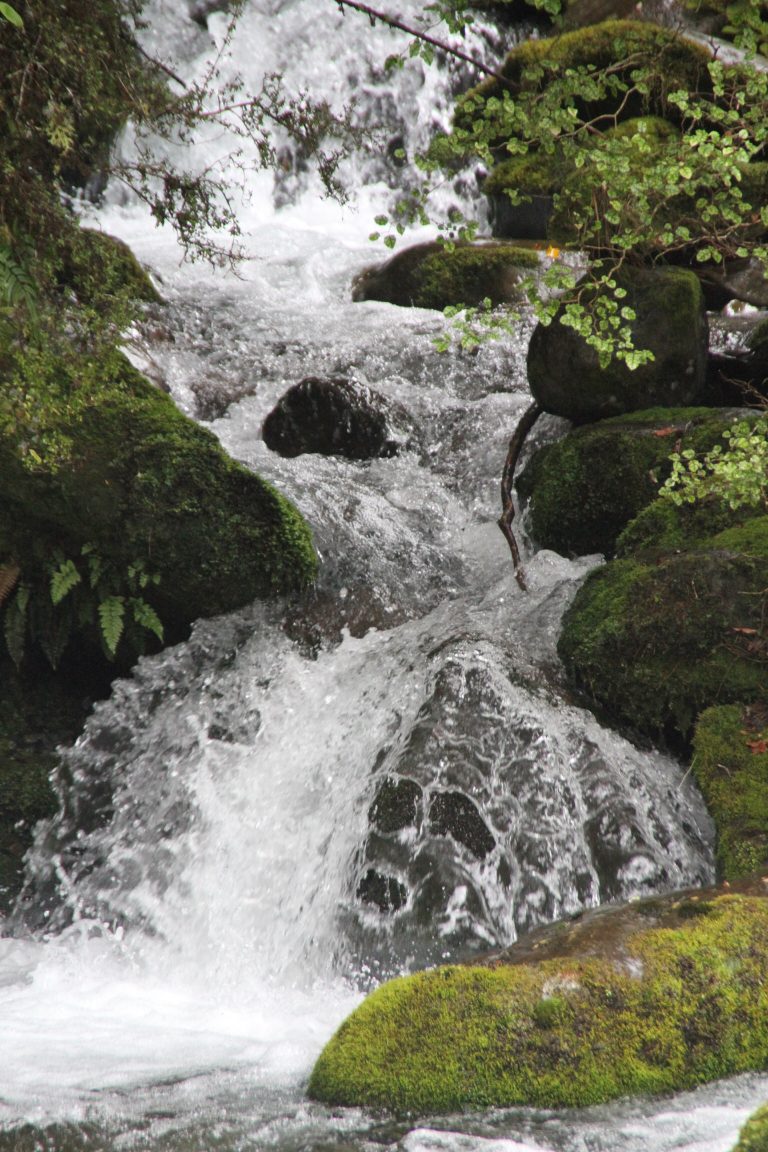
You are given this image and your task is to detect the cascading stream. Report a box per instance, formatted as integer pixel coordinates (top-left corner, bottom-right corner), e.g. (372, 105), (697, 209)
(1, 1), (766, 1148)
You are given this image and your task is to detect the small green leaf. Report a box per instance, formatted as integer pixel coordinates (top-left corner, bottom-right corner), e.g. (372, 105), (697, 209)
(0, 3), (23, 27)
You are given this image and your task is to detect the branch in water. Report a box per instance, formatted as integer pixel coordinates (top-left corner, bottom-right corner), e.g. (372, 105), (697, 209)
(498, 402), (542, 591)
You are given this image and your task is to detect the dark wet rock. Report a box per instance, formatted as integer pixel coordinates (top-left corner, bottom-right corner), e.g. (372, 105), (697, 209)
(369, 777), (422, 834)
(262, 376), (418, 460)
(429, 791), (495, 859)
(527, 267), (710, 421)
(190, 373), (257, 422)
(700, 255), (768, 310)
(351, 240), (539, 310)
(345, 643), (712, 973)
(281, 584), (408, 654)
(357, 868), (408, 913)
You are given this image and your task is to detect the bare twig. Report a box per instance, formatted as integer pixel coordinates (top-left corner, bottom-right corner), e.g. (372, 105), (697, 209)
(498, 402), (542, 591)
(333, 0), (510, 84)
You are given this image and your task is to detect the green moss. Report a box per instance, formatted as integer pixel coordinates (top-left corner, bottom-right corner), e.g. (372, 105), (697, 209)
(58, 228), (162, 306)
(558, 549), (768, 743)
(483, 152), (566, 198)
(693, 705), (768, 881)
(458, 21), (712, 129)
(0, 361), (317, 664)
(353, 241), (539, 310)
(527, 267), (709, 422)
(517, 407), (741, 557)
(733, 1103), (768, 1152)
(309, 889), (768, 1112)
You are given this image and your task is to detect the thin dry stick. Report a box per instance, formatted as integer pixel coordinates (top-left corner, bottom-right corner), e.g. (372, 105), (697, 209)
(0, 562), (21, 607)
(498, 402), (542, 592)
(333, 0), (510, 84)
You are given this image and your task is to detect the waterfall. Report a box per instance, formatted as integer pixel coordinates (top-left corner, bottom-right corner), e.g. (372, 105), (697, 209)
(2, 1), (766, 1147)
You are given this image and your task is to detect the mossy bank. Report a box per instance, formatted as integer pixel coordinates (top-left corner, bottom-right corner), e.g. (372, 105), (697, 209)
(309, 877), (768, 1112)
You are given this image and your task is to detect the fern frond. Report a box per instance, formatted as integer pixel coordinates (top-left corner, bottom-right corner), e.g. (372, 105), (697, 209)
(0, 243), (38, 317)
(130, 596), (164, 642)
(50, 557), (81, 604)
(98, 595), (125, 656)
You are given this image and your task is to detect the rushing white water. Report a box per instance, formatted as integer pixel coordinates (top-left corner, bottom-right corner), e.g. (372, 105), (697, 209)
(1, 1), (766, 1147)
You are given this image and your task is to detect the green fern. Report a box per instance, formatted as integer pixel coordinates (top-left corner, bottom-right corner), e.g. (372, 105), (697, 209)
(98, 594), (125, 656)
(0, 244), (38, 317)
(50, 556), (81, 604)
(130, 597), (164, 642)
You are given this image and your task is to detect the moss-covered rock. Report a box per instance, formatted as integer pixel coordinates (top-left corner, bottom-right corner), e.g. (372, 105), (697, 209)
(457, 21), (713, 133)
(0, 361), (317, 663)
(557, 535), (768, 743)
(309, 877), (768, 1112)
(617, 493), (767, 561)
(732, 1102), (768, 1152)
(527, 267), (709, 422)
(58, 228), (162, 306)
(516, 407), (746, 557)
(351, 241), (539, 310)
(693, 704), (768, 882)
(486, 118), (679, 244)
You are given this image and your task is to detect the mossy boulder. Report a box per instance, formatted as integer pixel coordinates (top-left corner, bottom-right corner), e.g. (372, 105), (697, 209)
(58, 228), (162, 306)
(351, 241), (539, 310)
(486, 118), (679, 244)
(733, 1103), (768, 1152)
(527, 267), (709, 421)
(693, 704), (768, 882)
(457, 21), (713, 134)
(516, 407), (746, 557)
(0, 361), (317, 659)
(557, 524), (768, 743)
(309, 877), (768, 1112)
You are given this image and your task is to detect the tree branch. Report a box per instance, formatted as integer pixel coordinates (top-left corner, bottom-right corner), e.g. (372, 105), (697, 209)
(498, 402), (542, 591)
(333, 0), (510, 84)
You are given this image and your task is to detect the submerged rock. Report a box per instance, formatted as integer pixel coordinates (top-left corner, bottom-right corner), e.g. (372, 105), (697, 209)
(351, 241), (539, 311)
(344, 641), (712, 974)
(262, 376), (417, 460)
(309, 875), (768, 1112)
(527, 267), (709, 421)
